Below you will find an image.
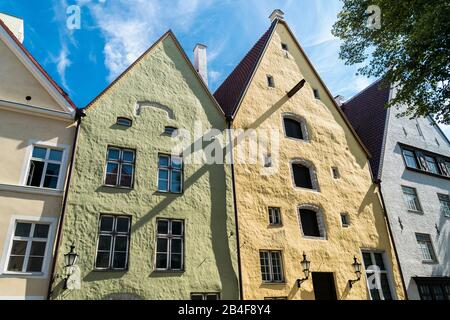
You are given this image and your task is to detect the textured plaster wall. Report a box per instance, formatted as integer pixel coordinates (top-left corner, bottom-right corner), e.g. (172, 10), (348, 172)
(232, 23), (405, 300)
(51, 35), (239, 300)
(380, 97), (450, 300)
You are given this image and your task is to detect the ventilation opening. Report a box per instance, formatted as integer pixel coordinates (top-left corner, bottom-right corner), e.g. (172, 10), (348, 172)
(116, 117), (132, 127)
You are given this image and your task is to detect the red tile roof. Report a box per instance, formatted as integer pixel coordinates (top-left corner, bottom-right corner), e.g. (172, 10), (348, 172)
(214, 20), (277, 117)
(341, 79), (390, 179)
(0, 18), (76, 110)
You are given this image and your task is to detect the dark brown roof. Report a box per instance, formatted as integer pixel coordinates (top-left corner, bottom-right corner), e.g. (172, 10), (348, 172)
(214, 20), (277, 117)
(341, 80), (390, 179)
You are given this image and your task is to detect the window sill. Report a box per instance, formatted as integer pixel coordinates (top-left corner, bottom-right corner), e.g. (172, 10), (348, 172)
(102, 185), (134, 190)
(153, 269), (185, 273)
(154, 191), (183, 196)
(0, 183), (63, 197)
(261, 281), (286, 285)
(405, 167), (450, 180)
(93, 268), (128, 272)
(421, 260), (438, 265)
(407, 210), (424, 215)
(301, 236), (327, 241)
(0, 271), (47, 279)
(293, 187), (320, 193)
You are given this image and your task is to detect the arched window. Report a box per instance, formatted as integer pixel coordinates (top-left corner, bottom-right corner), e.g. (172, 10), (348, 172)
(283, 114), (308, 141)
(298, 205), (326, 239)
(291, 159), (318, 190)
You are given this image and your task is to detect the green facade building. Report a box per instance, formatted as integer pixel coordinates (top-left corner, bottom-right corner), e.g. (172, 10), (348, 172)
(50, 31), (239, 300)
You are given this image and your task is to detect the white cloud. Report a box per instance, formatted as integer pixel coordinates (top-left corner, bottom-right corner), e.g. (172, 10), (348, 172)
(55, 46), (72, 89)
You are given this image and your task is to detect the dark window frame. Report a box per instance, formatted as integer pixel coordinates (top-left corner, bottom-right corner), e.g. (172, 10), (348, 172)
(94, 214), (131, 271)
(104, 146), (136, 189)
(116, 117), (132, 127)
(155, 219), (185, 272)
(157, 154), (183, 194)
(399, 144), (450, 180)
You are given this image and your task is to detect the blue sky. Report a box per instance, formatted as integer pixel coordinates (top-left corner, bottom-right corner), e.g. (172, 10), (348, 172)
(1, 0), (448, 137)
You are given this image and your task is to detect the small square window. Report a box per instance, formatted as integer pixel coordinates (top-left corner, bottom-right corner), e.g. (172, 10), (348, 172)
(267, 75), (275, 88)
(268, 207), (281, 226)
(281, 43), (289, 51)
(164, 126), (178, 136)
(332, 167), (340, 179)
(264, 155), (272, 168)
(341, 213), (350, 227)
(313, 89), (320, 99)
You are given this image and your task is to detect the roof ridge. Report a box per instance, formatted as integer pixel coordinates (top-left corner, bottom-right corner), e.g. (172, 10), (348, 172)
(343, 78), (385, 106)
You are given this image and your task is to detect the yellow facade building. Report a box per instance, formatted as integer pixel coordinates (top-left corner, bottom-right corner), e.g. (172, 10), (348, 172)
(0, 15), (76, 299)
(214, 10), (406, 300)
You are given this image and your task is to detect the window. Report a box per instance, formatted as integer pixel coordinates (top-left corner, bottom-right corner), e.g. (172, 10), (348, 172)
(416, 234), (437, 263)
(400, 145), (450, 178)
(268, 207), (282, 226)
(105, 147), (135, 188)
(157, 155), (183, 193)
(260, 251), (284, 283)
(416, 123), (424, 137)
(26, 146), (64, 189)
(402, 186), (422, 212)
(425, 156), (440, 174)
(191, 293), (220, 300)
(292, 161), (317, 190)
(283, 117), (304, 140)
(95, 215), (130, 270)
(438, 194), (450, 218)
(264, 155), (272, 168)
(417, 280), (450, 300)
(267, 75), (275, 88)
(362, 251), (393, 300)
(116, 117), (132, 127)
(299, 207), (325, 238)
(332, 167), (340, 179)
(313, 89), (320, 99)
(164, 126), (178, 136)
(402, 149), (418, 169)
(341, 213), (350, 227)
(155, 219), (184, 271)
(281, 43), (289, 51)
(6, 221), (51, 274)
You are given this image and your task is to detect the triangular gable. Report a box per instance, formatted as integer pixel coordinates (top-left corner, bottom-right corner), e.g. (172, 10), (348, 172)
(214, 18), (370, 157)
(0, 19), (75, 114)
(85, 30), (224, 118)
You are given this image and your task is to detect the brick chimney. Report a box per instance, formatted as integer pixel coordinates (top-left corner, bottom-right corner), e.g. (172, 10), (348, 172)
(0, 13), (24, 43)
(194, 43), (208, 86)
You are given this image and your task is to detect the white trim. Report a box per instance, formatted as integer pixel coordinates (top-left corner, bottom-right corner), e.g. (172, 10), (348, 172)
(20, 140), (70, 191)
(0, 183), (63, 197)
(0, 99), (74, 122)
(0, 296), (45, 300)
(0, 215), (58, 279)
(0, 26), (75, 115)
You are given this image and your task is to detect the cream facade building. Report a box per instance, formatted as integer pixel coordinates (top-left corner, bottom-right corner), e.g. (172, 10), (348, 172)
(0, 14), (76, 300)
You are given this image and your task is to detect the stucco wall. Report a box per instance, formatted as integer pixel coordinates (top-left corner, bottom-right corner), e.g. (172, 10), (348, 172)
(0, 40), (62, 111)
(380, 96), (450, 300)
(232, 23), (405, 300)
(51, 35), (239, 300)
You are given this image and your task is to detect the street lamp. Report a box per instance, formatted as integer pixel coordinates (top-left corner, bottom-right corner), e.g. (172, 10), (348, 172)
(296, 252), (311, 288)
(348, 256), (362, 288)
(63, 244), (78, 289)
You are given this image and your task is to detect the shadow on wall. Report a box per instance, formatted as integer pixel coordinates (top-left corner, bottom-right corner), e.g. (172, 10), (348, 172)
(433, 211), (450, 277)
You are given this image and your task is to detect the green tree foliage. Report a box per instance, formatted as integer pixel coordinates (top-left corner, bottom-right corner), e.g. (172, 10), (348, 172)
(332, 0), (449, 124)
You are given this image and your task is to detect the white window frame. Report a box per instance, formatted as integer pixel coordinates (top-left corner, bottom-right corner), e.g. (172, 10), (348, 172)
(155, 219), (184, 271)
(415, 233), (437, 263)
(268, 207), (282, 226)
(259, 250), (284, 283)
(190, 293), (220, 300)
(20, 140), (70, 191)
(297, 204), (327, 240)
(94, 215), (131, 271)
(438, 194), (450, 218)
(402, 186), (422, 213)
(361, 250), (396, 300)
(0, 216), (57, 278)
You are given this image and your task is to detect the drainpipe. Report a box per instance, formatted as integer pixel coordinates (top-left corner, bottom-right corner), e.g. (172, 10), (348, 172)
(46, 108), (85, 299)
(227, 116), (244, 300)
(375, 179), (408, 300)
